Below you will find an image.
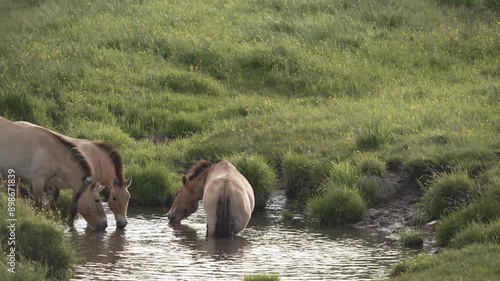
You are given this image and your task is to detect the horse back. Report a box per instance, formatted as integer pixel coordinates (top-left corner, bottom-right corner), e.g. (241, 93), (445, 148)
(204, 161), (255, 236)
(0, 118), (73, 180)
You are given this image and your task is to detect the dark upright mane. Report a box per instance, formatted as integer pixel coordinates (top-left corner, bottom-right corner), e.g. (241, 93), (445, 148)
(187, 160), (213, 181)
(50, 132), (92, 178)
(94, 142), (125, 186)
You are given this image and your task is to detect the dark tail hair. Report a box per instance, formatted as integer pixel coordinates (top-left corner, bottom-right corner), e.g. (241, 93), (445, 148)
(214, 186), (232, 237)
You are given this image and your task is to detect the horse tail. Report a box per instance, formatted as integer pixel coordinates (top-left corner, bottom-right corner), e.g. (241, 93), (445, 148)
(214, 184), (232, 237)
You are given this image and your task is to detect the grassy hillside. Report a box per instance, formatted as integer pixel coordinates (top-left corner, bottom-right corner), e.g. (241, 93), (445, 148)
(1, 0), (499, 206)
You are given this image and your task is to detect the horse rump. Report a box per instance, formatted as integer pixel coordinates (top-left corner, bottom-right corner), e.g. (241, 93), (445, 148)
(214, 189), (232, 237)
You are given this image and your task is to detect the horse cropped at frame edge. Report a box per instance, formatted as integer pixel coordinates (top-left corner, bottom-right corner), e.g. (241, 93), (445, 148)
(0, 116), (107, 230)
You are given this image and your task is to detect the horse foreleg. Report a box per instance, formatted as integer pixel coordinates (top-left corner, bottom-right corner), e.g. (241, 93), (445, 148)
(31, 178), (46, 209)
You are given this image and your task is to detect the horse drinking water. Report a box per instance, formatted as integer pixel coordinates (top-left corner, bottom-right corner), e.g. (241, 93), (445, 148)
(0, 117), (107, 230)
(47, 140), (131, 229)
(167, 160), (255, 237)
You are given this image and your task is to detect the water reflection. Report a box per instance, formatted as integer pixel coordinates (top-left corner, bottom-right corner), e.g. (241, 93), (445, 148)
(70, 228), (127, 265)
(172, 221), (251, 260)
(69, 202), (422, 280)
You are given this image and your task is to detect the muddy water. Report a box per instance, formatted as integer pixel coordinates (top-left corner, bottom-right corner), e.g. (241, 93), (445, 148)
(70, 196), (421, 281)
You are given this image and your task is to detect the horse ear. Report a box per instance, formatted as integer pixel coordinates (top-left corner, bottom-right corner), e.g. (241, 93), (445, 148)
(126, 177), (132, 188)
(182, 175), (187, 185)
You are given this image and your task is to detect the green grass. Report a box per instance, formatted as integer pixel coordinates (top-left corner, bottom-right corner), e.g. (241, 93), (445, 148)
(308, 185), (367, 226)
(0, 0), (498, 210)
(0, 254), (51, 281)
(399, 231), (424, 248)
(0, 0), (499, 279)
(420, 171), (479, 221)
(51, 189), (73, 220)
(282, 210), (293, 221)
(0, 193), (78, 280)
(389, 244), (500, 280)
(226, 153), (276, 213)
(243, 274), (280, 281)
(451, 219), (500, 248)
(126, 164), (179, 207)
(436, 198), (500, 245)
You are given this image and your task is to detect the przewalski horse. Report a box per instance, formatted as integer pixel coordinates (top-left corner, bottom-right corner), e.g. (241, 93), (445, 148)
(0, 117), (107, 230)
(47, 139), (131, 229)
(167, 160), (255, 237)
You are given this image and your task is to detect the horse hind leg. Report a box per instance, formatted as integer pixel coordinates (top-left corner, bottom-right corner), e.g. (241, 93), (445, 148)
(46, 179), (60, 209)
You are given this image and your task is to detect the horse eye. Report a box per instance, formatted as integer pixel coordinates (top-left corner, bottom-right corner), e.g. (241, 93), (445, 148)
(94, 199), (100, 203)
(113, 197), (117, 201)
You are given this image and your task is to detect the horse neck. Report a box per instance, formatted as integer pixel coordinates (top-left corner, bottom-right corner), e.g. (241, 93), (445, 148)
(191, 169), (210, 200)
(55, 163), (87, 192)
(49, 135), (90, 192)
(94, 146), (115, 187)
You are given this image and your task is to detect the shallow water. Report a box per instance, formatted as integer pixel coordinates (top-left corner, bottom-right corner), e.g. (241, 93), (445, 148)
(70, 196), (421, 281)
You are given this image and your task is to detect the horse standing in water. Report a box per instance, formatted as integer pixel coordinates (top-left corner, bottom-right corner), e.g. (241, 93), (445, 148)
(47, 139), (132, 229)
(0, 117), (108, 230)
(167, 160), (255, 237)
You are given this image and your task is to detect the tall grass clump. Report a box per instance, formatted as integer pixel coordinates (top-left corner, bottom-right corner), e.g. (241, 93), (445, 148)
(226, 153), (276, 213)
(436, 198), (500, 245)
(355, 124), (389, 151)
(399, 230), (424, 248)
(0, 194), (78, 280)
(329, 161), (361, 187)
(281, 151), (329, 200)
(420, 172), (478, 221)
(329, 160), (377, 206)
(126, 165), (179, 207)
(308, 185), (367, 226)
(355, 154), (386, 177)
(451, 220), (500, 248)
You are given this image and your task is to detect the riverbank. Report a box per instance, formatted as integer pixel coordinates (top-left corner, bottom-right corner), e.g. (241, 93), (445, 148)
(1, 0), (499, 279)
(0, 193), (78, 280)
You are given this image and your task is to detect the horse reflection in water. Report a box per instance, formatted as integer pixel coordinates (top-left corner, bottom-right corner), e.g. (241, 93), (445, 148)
(72, 229), (127, 265)
(171, 223), (250, 259)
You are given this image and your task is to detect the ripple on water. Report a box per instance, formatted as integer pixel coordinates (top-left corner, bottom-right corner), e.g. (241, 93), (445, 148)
(69, 203), (418, 281)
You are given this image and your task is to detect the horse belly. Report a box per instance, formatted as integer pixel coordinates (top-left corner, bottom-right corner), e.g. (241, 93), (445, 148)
(0, 149), (33, 179)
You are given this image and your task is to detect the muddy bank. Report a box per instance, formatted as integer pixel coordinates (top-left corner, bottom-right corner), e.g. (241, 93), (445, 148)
(352, 164), (429, 237)
(347, 163), (448, 253)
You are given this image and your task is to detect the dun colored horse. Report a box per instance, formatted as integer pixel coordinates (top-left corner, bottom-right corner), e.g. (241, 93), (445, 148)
(167, 160), (255, 237)
(0, 117), (107, 230)
(46, 138), (131, 229)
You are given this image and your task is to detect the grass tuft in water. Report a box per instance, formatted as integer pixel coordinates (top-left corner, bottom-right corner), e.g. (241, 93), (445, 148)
(308, 185), (367, 226)
(399, 231), (424, 248)
(243, 274), (280, 281)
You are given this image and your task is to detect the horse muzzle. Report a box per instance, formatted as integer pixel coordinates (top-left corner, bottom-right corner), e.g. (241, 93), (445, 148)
(116, 219), (128, 229)
(167, 212), (179, 224)
(95, 218), (108, 231)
